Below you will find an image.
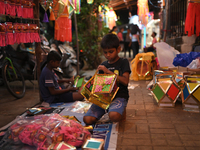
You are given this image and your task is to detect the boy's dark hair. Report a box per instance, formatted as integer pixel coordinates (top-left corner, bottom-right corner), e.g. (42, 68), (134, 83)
(153, 32), (157, 36)
(100, 34), (119, 49)
(47, 50), (62, 63)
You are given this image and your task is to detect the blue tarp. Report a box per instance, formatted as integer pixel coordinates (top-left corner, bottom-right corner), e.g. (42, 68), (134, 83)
(173, 52), (200, 67)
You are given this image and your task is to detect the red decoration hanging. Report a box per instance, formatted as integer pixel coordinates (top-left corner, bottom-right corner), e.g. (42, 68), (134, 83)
(0, 23), (6, 47)
(54, 17), (72, 42)
(185, 3), (200, 37)
(0, 1), (6, 15)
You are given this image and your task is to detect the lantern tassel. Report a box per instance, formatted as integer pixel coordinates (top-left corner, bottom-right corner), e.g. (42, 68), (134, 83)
(43, 11), (49, 23)
(49, 10), (55, 21)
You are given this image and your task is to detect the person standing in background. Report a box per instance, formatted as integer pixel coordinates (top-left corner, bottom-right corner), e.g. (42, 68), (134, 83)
(124, 28), (131, 58)
(117, 27), (124, 52)
(130, 24), (140, 59)
(144, 31), (157, 52)
(109, 26), (118, 35)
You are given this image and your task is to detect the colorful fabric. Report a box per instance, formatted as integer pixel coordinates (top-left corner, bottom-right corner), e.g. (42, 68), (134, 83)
(54, 17), (72, 42)
(137, 0), (149, 26)
(185, 3), (200, 36)
(108, 9), (117, 29)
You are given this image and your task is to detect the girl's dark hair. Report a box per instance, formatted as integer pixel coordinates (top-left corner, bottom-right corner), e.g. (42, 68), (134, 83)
(47, 50), (62, 63)
(100, 34), (119, 49)
(109, 26), (117, 33)
(153, 31), (157, 36)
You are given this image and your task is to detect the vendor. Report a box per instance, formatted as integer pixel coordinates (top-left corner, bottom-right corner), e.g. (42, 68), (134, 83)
(144, 32), (157, 52)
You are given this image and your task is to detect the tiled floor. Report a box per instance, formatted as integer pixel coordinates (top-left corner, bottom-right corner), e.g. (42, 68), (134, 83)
(1, 55), (200, 149)
(117, 80), (200, 150)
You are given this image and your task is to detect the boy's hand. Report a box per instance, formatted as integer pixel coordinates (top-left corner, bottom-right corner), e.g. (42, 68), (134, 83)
(97, 65), (109, 74)
(68, 87), (78, 91)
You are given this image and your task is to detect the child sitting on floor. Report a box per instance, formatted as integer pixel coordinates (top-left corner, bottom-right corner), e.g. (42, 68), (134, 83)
(39, 51), (84, 104)
(83, 34), (131, 125)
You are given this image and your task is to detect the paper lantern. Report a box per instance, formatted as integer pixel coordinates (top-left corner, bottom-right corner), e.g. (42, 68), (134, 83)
(182, 75), (200, 112)
(133, 52), (155, 81)
(81, 73), (119, 109)
(137, 0), (149, 26)
(87, 0), (93, 4)
(151, 73), (181, 107)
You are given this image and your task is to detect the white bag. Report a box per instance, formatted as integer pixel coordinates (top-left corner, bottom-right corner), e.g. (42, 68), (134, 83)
(154, 42), (180, 67)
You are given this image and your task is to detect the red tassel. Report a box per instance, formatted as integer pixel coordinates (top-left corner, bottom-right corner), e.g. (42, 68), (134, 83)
(10, 4), (16, 16)
(5, 2), (11, 15)
(6, 33), (14, 45)
(0, 33), (6, 47)
(16, 5), (23, 17)
(30, 7), (34, 18)
(20, 33), (25, 43)
(185, 3), (200, 36)
(13, 32), (16, 44)
(30, 33), (34, 43)
(34, 33), (41, 42)
(0, 2), (5, 15)
(15, 32), (21, 44)
(22, 7), (28, 18)
(26, 32), (31, 43)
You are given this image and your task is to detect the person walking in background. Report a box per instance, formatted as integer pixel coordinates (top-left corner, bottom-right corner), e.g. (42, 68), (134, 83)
(117, 27), (124, 52)
(109, 26), (118, 35)
(124, 28), (131, 58)
(130, 24), (140, 59)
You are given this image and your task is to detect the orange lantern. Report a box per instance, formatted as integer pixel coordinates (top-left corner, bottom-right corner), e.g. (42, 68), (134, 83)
(137, 0), (149, 26)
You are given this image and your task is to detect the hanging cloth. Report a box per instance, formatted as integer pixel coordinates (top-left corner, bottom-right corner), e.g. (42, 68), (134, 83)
(185, 3), (200, 37)
(137, 0), (149, 26)
(54, 17), (72, 42)
(5, 0), (11, 15)
(10, 1), (16, 16)
(16, 2), (23, 17)
(6, 22), (14, 45)
(0, 1), (5, 15)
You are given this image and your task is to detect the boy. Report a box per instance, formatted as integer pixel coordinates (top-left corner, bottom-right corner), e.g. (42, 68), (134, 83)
(83, 34), (131, 125)
(39, 50), (84, 104)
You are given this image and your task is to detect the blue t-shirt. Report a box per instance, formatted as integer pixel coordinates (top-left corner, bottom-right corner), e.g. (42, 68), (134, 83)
(39, 66), (61, 103)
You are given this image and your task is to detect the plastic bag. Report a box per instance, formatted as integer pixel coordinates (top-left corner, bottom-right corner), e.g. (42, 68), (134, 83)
(187, 58), (200, 69)
(1, 113), (91, 149)
(154, 42), (180, 67)
(173, 52), (200, 67)
(67, 101), (92, 114)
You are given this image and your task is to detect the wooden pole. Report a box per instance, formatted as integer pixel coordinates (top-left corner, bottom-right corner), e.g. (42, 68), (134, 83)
(74, 12), (80, 75)
(33, 0), (42, 101)
(163, 0), (169, 42)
